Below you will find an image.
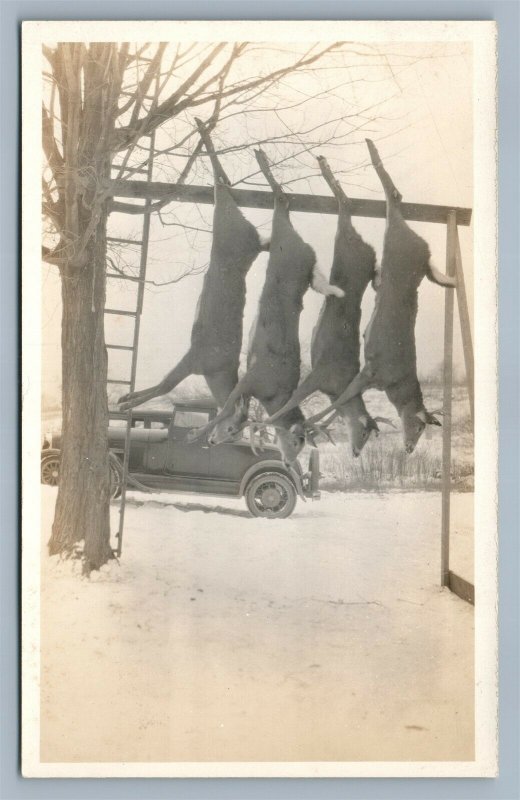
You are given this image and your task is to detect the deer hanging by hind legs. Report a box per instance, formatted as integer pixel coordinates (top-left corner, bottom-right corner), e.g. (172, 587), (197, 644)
(263, 154), (395, 456)
(303, 138), (456, 453)
(118, 119), (269, 413)
(189, 148), (344, 466)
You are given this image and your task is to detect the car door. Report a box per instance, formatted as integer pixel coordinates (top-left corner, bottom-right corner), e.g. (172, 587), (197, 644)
(163, 408), (212, 487)
(209, 434), (283, 485)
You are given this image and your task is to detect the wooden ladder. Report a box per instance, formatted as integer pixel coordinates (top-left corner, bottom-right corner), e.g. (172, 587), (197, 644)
(105, 130), (156, 557)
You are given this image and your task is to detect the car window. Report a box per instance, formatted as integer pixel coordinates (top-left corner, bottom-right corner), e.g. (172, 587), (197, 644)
(109, 419), (127, 428)
(109, 418), (146, 428)
(151, 420), (168, 429)
(174, 410), (210, 429)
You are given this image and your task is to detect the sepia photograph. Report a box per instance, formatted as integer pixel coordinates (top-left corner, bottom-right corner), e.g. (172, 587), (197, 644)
(22, 20), (497, 777)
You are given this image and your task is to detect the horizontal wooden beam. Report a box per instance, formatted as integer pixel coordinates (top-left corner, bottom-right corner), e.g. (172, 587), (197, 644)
(109, 180), (472, 226)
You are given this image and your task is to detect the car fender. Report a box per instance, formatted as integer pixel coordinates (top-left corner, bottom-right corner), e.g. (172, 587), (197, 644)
(41, 448), (61, 462)
(238, 460), (305, 501)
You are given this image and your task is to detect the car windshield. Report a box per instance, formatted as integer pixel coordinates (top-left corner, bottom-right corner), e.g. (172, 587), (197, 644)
(173, 410), (210, 429)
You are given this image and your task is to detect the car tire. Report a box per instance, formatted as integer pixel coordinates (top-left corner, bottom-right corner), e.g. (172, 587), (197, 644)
(245, 471), (297, 519)
(108, 453), (123, 499)
(40, 450), (123, 500)
(40, 451), (61, 487)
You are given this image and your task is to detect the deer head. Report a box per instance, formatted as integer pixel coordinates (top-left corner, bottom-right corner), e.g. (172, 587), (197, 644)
(401, 405), (442, 453)
(347, 414), (396, 457)
(275, 423), (306, 467)
(207, 396), (249, 445)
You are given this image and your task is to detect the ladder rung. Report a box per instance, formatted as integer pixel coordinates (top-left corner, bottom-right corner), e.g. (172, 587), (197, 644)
(105, 308), (138, 317)
(106, 344), (134, 351)
(110, 204), (148, 216)
(107, 379), (132, 385)
(107, 236), (144, 246)
(112, 164), (149, 175)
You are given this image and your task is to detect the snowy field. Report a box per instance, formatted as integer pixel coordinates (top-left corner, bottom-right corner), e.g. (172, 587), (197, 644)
(40, 486), (474, 763)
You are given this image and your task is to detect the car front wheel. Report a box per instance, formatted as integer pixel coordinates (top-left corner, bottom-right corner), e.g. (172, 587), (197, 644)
(245, 472), (297, 519)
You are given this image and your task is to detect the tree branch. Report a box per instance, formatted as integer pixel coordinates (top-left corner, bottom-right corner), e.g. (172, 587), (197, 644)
(113, 43), (227, 149)
(171, 43), (342, 117)
(42, 103), (64, 182)
(119, 43), (167, 122)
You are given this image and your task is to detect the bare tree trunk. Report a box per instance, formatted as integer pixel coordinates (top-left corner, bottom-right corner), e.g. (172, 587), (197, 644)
(48, 213), (113, 572)
(47, 44), (118, 572)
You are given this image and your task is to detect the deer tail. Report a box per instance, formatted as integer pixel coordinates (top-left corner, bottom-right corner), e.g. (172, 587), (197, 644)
(311, 263), (345, 298)
(426, 261), (457, 288)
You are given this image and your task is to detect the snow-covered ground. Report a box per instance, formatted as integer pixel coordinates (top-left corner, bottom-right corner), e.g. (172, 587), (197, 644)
(40, 487), (474, 763)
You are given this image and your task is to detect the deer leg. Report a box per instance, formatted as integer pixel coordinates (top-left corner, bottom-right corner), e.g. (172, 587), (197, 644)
(366, 138), (403, 204)
(204, 368), (238, 409)
(264, 373), (321, 425)
(305, 370), (371, 427)
(317, 155), (351, 208)
(372, 263), (382, 291)
(195, 118), (231, 186)
(118, 353), (193, 411)
(187, 378), (251, 442)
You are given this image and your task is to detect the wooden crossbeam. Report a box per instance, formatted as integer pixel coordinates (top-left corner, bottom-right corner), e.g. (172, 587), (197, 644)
(109, 180), (472, 226)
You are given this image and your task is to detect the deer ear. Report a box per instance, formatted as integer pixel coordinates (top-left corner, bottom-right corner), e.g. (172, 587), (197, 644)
(415, 410), (428, 423)
(426, 411), (442, 426)
(358, 414), (368, 427)
(290, 424), (305, 441)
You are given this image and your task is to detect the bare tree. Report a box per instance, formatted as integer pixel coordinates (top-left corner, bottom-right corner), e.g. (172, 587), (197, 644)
(42, 41), (352, 572)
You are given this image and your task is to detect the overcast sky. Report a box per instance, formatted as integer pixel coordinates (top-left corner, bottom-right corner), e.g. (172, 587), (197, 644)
(42, 40), (473, 402)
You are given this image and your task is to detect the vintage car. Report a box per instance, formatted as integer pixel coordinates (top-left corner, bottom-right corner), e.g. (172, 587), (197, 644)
(41, 399), (320, 518)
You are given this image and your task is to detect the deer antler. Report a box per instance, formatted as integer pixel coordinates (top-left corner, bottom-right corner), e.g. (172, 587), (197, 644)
(373, 416), (397, 429)
(303, 411), (338, 447)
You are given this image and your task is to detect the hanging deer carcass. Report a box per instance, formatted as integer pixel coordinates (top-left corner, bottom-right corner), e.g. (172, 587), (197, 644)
(304, 138), (456, 453)
(118, 120), (269, 413)
(189, 148), (344, 465)
(263, 155), (395, 456)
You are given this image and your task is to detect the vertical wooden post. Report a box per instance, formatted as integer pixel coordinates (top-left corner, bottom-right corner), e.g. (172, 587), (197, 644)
(455, 231), (475, 426)
(441, 211), (457, 586)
